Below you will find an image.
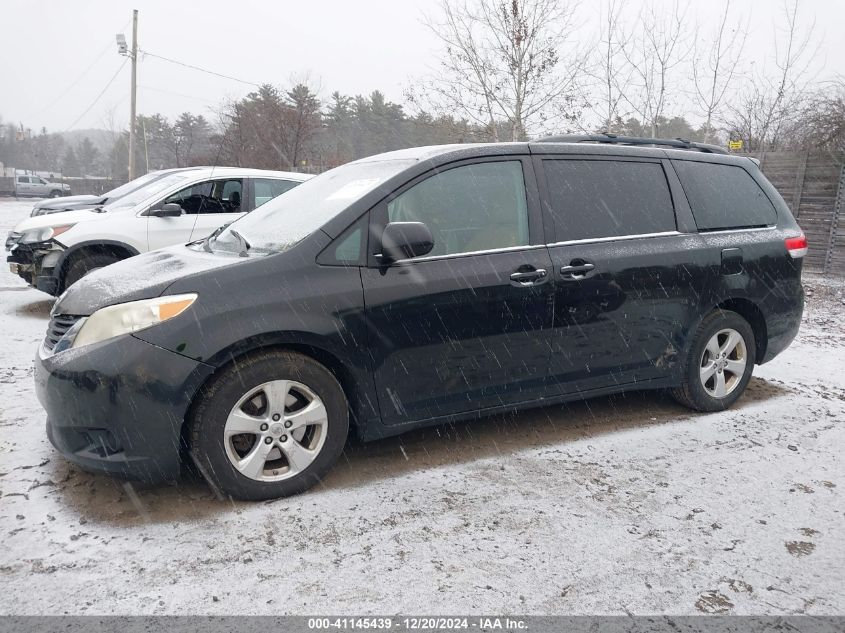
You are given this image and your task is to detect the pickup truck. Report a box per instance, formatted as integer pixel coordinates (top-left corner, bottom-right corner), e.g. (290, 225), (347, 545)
(13, 175), (72, 198)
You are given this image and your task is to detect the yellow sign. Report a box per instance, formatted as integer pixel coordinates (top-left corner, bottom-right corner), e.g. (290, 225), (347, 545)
(728, 140), (743, 150)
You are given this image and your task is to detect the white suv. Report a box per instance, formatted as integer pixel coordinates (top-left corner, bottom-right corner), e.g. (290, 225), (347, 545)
(6, 167), (311, 295)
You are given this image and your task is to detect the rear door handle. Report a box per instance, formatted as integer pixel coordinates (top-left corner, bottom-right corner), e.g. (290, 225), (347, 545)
(510, 268), (547, 286)
(560, 262), (595, 279)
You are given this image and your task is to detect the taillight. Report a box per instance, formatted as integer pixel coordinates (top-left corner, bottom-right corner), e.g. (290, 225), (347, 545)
(785, 233), (807, 259)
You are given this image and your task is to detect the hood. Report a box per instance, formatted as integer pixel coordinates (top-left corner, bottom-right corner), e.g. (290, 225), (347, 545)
(14, 208), (105, 233)
(34, 194), (102, 210)
(54, 244), (244, 315)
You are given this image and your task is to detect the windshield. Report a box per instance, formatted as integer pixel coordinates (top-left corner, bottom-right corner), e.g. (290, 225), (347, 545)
(211, 159), (415, 254)
(103, 172), (194, 210)
(102, 171), (171, 201)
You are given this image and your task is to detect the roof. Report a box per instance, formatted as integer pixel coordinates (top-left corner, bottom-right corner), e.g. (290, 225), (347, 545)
(178, 166), (313, 181)
(351, 140), (752, 168)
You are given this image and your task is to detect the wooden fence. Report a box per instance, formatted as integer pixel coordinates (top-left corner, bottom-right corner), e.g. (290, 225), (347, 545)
(752, 151), (845, 276)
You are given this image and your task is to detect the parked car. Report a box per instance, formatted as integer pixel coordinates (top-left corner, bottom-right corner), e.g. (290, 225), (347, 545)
(35, 136), (806, 501)
(13, 174), (72, 198)
(7, 167), (311, 295)
(30, 168), (203, 216)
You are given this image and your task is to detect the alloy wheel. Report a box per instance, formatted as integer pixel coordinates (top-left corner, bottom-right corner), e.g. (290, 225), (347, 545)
(223, 379), (328, 482)
(699, 328), (747, 398)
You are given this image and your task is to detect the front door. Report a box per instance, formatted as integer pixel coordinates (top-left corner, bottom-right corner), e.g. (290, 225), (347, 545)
(538, 157), (696, 393)
(189, 178), (246, 241)
(361, 158), (554, 425)
(147, 178), (243, 250)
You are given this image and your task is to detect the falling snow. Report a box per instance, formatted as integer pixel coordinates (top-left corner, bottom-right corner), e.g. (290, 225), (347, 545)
(0, 198), (842, 615)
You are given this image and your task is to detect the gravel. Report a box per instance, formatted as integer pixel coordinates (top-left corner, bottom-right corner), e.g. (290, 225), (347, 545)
(0, 198), (842, 615)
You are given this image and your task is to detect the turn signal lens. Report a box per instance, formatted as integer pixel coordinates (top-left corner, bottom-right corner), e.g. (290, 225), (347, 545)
(785, 233), (807, 259)
(50, 225), (74, 238)
(158, 298), (195, 320)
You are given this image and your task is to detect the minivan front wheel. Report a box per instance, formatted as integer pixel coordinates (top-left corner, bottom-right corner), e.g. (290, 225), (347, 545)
(189, 351), (349, 500)
(672, 310), (756, 412)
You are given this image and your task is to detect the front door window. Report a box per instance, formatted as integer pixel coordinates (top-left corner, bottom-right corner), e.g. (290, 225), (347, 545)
(164, 179), (243, 214)
(386, 161), (529, 257)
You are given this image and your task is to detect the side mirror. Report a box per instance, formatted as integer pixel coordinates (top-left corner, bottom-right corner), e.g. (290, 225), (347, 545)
(150, 203), (184, 217)
(379, 222), (434, 262)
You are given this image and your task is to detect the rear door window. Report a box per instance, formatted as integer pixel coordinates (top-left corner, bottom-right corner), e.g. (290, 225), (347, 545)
(542, 160), (676, 241)
(253, 178), (299, 209)
(672, 161), (777, 230)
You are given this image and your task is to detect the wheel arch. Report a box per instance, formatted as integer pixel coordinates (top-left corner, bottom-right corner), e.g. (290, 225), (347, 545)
(180, 337), (369, 451)
(713, 297), (768, 363)
(55, 240), (140, 291)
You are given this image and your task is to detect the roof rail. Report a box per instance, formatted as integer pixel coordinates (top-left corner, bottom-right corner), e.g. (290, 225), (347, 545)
(535, 133), (728, 155)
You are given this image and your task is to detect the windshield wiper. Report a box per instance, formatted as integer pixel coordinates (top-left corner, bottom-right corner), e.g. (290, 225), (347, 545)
(230, 228), (251, 257)
(200, 222), (231, 253)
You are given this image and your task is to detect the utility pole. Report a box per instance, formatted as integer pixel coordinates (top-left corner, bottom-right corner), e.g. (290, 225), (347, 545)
(128, 9), (139, 180)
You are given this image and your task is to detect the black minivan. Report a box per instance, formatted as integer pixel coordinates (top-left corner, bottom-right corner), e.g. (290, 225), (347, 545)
(35, 136), (806, 500)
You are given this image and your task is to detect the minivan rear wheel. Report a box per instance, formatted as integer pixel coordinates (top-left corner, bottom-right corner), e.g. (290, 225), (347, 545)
(672, 310), (756, 412)
(189, 350), (349, 501)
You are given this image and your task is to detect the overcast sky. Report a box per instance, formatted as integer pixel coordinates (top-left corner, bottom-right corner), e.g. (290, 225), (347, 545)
(0, 0), (841, 134)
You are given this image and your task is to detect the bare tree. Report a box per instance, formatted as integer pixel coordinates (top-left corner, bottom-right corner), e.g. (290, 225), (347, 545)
(623, 0), (694, 138)
(588, 0), (633, 133)
(692, 0), (748, 143)
(785, 78), (845, 153)
(414, 0), (586, 141)
(724, 0), (818, 152)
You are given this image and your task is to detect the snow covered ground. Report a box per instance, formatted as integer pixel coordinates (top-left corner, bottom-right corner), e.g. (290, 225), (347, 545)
(0, 197), (842, 615)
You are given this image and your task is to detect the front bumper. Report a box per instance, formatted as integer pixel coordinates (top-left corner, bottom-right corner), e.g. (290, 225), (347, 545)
(7, 240), (64, 294)
(36, 333), (214, 482)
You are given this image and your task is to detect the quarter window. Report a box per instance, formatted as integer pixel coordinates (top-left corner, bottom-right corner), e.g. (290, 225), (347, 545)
(543, 160), (676, 241)
(387, 161), (529, 257)
(672, 161), (777, 230)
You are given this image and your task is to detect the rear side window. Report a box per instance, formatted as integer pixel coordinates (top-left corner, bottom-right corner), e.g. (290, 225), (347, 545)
(253, 178), (298, 209)
(543, 160), (675, 241)
(673, 161), (777, 230)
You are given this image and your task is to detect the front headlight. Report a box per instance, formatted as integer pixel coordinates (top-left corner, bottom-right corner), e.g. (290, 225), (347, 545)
(19, 224), (74, 244)
(66, 294), (198, 350)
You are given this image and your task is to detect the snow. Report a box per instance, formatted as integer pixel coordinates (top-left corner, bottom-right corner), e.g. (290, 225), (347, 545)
(0, 198), (842, 615)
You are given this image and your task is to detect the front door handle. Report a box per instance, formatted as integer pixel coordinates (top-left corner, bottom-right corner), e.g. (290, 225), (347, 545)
(510, 268), (547, 286)
(560, 262), (595, 279)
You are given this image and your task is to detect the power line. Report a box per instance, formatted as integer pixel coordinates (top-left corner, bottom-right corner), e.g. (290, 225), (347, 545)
(138, 84), (219, 105)
(64, 58), (128, 131)
(38, 19), (132, 115)
(140, 49), (261, 88)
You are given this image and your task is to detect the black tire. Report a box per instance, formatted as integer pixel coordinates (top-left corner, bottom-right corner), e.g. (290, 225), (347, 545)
(63, 252), (122, 289)
(189, 350), (349, 501)
(672, 310), (756, 412)
(49, 190), (62, 198)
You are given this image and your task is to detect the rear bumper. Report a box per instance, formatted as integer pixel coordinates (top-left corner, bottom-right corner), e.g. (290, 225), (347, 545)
(36, 333), (214, 482)
(759, 282), (804, 364)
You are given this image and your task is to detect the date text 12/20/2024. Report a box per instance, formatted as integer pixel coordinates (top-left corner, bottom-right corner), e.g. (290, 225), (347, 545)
(308, 618), (527, 630)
